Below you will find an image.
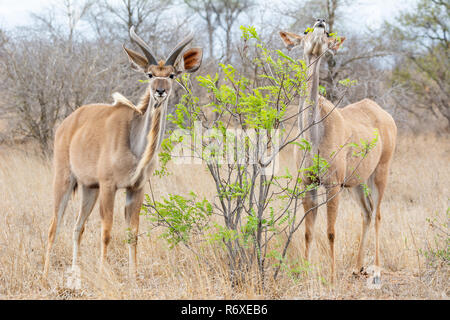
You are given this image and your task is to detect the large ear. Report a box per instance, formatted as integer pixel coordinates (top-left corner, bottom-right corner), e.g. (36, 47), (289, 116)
(328, 36), (346, 53)
(123, 45), (149, 72)
(180, 47), (203, 73)
(279, 31), (304, 50)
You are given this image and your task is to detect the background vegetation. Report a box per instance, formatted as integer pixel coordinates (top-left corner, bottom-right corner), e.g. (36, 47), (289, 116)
(0, 0), (448, 152)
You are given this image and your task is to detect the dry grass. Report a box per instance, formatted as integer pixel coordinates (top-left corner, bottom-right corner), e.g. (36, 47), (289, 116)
(0, 134), (448, 300)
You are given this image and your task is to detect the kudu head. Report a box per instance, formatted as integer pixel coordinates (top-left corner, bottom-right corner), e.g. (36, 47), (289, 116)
(123, 26), (203, 103)
(279, 19), (345, 63)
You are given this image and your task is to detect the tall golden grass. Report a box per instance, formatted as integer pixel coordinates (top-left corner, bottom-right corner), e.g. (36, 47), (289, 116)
(0, 134), (448, 299)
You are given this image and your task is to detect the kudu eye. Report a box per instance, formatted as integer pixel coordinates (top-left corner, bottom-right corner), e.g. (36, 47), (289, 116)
(169, 74), (175, 79)
(147, 73), (153, 78)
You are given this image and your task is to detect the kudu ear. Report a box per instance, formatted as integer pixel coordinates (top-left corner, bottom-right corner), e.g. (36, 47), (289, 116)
(179, 48), (203, 73)
(123, 45), (149, 72)
(328, 36), (346, 53)
(279, 31), (304, 51)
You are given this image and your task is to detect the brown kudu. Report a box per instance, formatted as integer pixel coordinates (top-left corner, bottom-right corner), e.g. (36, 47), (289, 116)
(43, 26), (203, 281)
(279, 19), (397, 282)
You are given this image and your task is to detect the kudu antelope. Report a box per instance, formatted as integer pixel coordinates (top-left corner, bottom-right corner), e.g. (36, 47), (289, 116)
(279, 19), (397, 281)
(43, 27), (203, 279)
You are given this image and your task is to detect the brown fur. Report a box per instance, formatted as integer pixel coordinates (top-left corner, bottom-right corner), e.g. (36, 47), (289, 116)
(280, 25), (397, 282)
(43, 31), (203, 281)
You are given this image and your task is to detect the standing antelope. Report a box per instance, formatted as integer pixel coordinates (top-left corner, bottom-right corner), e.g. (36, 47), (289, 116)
(43, 26), (203, 280)
(279, 19), (397, 281)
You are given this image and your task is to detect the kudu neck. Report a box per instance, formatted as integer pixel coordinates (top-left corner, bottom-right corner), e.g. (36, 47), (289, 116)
(305, 55), (322, 107)
(130, 90), (168, 158)
(301, 54), (324, 150)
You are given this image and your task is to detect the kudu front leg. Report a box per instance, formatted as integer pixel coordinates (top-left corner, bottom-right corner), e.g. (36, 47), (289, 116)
(99, 184), (116, 275)
(124, 188), (144, 280)
(71, 186), (99, 271)
(303, 189), (318, 262)
(326, 186), (341, 283)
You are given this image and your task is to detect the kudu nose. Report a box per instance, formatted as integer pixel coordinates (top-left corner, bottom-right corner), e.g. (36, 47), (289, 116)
(315, 18), (326, 29)
(156, 88), (165, 96)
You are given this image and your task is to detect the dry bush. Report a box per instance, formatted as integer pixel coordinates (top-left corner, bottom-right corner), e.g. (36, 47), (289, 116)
(0, 33), (143, 153)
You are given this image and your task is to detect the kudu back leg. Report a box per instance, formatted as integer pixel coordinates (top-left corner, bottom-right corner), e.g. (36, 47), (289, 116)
(43, 171), (76, 278)
(373, 162), (390, 268)
(351, 174), (378, 273)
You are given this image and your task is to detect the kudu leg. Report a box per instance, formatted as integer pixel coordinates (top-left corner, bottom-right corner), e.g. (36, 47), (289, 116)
(352, 182), (375, 273)
(351, 173), (386, 274)
(326, 186), (341, 283)
(373, 165), (389, 267)
(124, 188), (144, 279)
(98, 184), (116, 274)
(303, 189), (318, 262)
(43, 173), (76, 278)
(71, 186), (99, 271)
(374, 206), (383, 267)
